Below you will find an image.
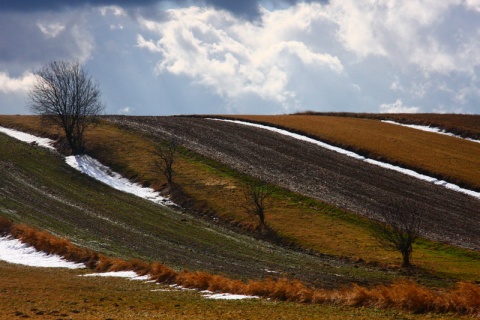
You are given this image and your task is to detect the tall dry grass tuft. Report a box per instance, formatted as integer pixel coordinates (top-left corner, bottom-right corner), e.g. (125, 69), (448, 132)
(244, 278), (314, 302)
(0, 216), (13, 235)
(148, 261), (178, 283)
(441, 282), (480, 314)
(324, 281), (480, 315)
(175, 271), (245, 294)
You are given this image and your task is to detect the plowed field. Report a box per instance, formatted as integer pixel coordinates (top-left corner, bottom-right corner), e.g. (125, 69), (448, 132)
(225, 115), (480, 191)
(107, 116), (480, 252)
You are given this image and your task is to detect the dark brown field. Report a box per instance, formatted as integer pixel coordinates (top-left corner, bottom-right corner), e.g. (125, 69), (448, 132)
(107, 116), (480, 252)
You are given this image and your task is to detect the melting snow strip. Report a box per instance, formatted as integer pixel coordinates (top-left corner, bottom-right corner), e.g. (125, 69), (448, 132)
(210, 119), (480, 200)
(81, 271), (151, 281)
(381, 120), (480, 143)
(0, 236), (85, 269)
(65, 155), (174, 206)
(0, 126), (56, 150)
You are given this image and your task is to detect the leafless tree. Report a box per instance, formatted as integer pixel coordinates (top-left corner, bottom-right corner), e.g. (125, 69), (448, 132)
(29, 61), (104, 154)
(242, 180), (272, 229)
(371, 198), (423, 268)
(152, 138), (178, 185)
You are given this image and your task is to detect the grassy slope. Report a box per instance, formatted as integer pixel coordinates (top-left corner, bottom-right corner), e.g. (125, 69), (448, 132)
(5, 132), (402, 287)
(225, 114), (480, 191)
(0, 115), (479, 286)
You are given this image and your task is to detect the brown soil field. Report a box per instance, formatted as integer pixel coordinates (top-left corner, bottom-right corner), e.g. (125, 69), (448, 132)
(105, 116), (480, 253)
(225, 114), (480, 192)
(296, 113), (480, 140)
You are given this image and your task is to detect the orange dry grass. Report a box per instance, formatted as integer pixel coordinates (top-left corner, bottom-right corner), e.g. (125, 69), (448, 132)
(229, 115), (480, 191)
(3, 218), (479, 316)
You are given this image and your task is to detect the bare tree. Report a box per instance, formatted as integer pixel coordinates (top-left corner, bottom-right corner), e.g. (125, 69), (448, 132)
(29, 61), (104, 154)
(371, 199), (423, 268)
(242, 180), (272, 229)
(152, 138), (178, 185)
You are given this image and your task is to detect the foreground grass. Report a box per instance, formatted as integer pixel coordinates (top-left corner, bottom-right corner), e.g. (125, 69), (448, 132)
(0, 115), (479, 286)
(1, 220), (478, 317)
(3, 261), (465, 320)
(226, 114), (480, 191)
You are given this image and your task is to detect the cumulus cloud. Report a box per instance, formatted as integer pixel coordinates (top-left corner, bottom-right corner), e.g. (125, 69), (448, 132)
(137, 5), (343, 111)
(379, 99), (419, 114)
(0, 72), (35, 94)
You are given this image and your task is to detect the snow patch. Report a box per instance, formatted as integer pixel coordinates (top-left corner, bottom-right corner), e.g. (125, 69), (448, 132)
(0, 126), (56, 150)
(0, 236), (85, 269)
(81, 271), (151, 281)
(211, 119), (480, 200)
(203, 293), (259, 300)
(382, 120), (480, 143)
(65, 155), (174, 206)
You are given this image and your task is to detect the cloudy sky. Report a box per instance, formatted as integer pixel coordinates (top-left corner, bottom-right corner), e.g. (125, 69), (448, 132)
(1, 0), (480, 115)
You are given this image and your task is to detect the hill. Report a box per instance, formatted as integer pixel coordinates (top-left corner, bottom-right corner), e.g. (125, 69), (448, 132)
(0, 114), (479, 318)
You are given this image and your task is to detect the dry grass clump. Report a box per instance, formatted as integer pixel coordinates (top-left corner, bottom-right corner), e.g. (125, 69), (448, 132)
(319, 281), (480, 315)
(0, 216), (13, 235)
(2, 218), (479, 316)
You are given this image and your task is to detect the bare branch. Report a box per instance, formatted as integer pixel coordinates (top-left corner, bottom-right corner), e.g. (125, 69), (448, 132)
(371, 198), (423, 268)
(152, 138), (178, 185)
(242, 180), (272, 229)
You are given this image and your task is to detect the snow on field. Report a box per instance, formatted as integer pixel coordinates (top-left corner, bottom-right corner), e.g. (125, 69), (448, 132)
(212, 119), (480, 200)
(0, 235), (256, 300)
(0, 126), (173, 206)
(65, 155), (174, 206)
(382, 120), (480, 143)
(0, 236), (84, 269)
(81, 270), (151, 281)
(202, 292), (259, 300)
(0, 126), (56, 150)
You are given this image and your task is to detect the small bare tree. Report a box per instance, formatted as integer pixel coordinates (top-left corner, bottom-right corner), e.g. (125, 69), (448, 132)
(152, 138), (178, 185)
(242, 180), (272, 229)
(29, 60), (104, 154)
(371, 199), (423, 268)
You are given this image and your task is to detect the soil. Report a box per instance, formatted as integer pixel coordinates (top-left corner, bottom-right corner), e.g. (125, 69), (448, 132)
(106, 116), (480, 252)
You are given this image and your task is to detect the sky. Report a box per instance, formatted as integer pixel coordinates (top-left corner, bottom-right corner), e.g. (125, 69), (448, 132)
(0, 0), (479, 115)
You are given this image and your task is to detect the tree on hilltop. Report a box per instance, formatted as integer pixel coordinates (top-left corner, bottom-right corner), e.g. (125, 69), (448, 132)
(29, 60), (105, 154)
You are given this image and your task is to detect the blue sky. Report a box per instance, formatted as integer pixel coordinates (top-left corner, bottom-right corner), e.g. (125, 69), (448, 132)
(1, 0), (480, 115)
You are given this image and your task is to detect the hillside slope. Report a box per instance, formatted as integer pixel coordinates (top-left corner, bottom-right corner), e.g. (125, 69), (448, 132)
(0, 132), (391, 288)
(107, 116), (480, 252)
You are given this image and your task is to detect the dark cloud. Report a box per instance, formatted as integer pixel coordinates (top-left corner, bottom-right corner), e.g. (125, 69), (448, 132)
(0, 0), (158, 12)
(0, 0), (325, 19)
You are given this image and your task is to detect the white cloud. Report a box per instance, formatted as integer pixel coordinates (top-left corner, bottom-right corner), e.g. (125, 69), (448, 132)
(465, 0), (480, 12)
(117, 106), (133, 114)
(37, 22), (65, 38)
(70, 24), (95, 63)
(137, 5), (344, 110)
(0, 71), (35, 94)
(99, 6), (126, 17)
(379, 99), (419, 113)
